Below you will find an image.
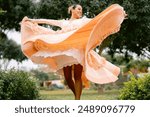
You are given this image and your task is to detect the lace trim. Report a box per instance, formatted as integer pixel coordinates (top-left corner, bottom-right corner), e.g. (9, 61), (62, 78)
(32, 57), (80, 73)
(32, 48), (84, 62)
(30, 48), (84, 72)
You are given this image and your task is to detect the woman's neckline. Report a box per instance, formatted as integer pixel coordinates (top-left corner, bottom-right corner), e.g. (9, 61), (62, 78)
(65, 16), (86, 21)
(69, 18), (78, 21)
(69, 16), (84, 21)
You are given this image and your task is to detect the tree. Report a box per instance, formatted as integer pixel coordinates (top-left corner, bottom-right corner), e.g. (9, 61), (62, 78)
(31, 69), (60, 81)
(105, 0), (150, 59)
(0, 0), (32, 62)
(36, 0), (107, 19)
(0, 0), (35, 31)
(0, 31), (26, 62)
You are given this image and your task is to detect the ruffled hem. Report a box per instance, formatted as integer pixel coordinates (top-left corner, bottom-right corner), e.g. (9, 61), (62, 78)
(30, 48), (84, 72)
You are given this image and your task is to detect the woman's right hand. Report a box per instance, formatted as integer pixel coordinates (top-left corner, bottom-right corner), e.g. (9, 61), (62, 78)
(22, 16), (28, 21)
(23, 16), (35, 23)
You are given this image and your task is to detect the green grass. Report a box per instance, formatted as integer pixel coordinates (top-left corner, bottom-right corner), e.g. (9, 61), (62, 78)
(39, 89), (120, 100)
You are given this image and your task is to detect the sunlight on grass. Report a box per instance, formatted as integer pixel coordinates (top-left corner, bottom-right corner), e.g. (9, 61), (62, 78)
(39, 89), (120, 100)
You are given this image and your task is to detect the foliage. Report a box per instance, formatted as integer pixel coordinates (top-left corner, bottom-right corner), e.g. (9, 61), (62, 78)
(31, 69), (49, 81)
(0, 7), (6, 14)
(102, 54), (149, 72)
(31, 69), (60, 81)
(0, 0), (35, 31)
(102, 54), (132, 65)
(106, 0), (150, 58)
(119, 74), (150, 100)
(36, 0), (107, 19)
(125, 59), (150, 72)
(0, 31), (26, 62)
(0, 0), (33, 61)
(0, 69), (39, 99)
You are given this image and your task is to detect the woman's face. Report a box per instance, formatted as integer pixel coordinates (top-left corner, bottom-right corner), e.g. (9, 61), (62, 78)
(72, 5), (83, 19)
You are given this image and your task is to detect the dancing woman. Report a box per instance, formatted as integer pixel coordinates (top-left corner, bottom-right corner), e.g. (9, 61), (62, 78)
(21, 4), (126, 100)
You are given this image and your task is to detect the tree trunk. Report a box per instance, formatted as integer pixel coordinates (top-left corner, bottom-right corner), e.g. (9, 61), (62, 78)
(97, 84), (104, 94)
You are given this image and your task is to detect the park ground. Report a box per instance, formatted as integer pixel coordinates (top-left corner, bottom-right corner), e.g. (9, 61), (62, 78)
(39, 89), (119, 100)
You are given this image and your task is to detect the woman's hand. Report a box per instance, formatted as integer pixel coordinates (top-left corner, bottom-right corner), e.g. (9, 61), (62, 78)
(124, 12), (128, 19)
(23, 16), (35, 23)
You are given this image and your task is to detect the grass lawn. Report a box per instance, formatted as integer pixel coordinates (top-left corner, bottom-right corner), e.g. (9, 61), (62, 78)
(39, 89), (120, 100)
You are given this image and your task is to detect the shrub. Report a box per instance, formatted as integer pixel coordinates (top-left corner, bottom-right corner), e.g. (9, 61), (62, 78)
(0, 69), (39, 100)
(119, 74), (150, 100)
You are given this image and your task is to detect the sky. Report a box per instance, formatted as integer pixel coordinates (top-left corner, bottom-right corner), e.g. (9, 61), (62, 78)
(7, 30), (21, 44)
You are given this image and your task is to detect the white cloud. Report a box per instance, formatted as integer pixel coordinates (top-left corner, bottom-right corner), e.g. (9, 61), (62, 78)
(7, 29), (21, 44)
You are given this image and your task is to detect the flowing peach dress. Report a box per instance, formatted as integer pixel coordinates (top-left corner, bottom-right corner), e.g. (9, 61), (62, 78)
(21, 4), (126, 84)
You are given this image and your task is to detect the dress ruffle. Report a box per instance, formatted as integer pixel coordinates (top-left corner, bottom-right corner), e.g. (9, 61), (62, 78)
(21, 4), (126, 84)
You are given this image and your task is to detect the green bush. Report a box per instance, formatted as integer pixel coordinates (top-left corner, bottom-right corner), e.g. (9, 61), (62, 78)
(0, 69), (39, 100)
(119, 74), (150, 100)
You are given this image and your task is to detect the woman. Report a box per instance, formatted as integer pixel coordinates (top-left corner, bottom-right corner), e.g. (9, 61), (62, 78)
(21, 4), (126, 100)
(23, 4), (87, 100)
(63, 4), (85, 100)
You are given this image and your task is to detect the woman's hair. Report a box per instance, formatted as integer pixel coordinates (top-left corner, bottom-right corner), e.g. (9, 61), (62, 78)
(68, 4), (79, 14)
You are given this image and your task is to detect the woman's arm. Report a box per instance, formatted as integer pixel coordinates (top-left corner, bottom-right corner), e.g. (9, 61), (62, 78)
(26, 17), (62, 27)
